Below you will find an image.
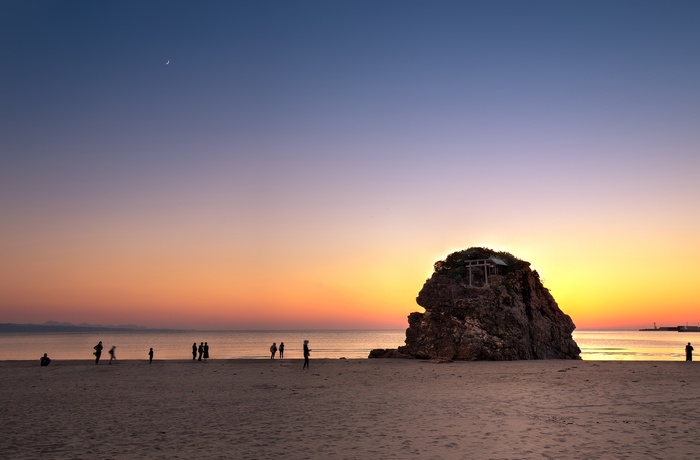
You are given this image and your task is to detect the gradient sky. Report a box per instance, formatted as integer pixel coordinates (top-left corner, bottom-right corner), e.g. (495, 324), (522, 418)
(2, 1), (699, 330)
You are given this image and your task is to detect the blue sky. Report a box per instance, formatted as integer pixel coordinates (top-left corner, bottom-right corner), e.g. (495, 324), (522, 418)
(2, 1), (699, 329)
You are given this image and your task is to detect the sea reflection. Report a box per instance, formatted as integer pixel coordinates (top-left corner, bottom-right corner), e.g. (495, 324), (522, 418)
(574, 330), (698, 361)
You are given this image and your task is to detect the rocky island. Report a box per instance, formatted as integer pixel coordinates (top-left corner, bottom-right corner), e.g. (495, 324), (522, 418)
(371, 247), (581, 360)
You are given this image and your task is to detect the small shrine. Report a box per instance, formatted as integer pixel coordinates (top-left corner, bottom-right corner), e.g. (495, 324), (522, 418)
(465, 255), (507, 288)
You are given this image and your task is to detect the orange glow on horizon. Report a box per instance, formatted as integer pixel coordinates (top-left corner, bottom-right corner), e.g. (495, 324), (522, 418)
(2, 220), (698, 330)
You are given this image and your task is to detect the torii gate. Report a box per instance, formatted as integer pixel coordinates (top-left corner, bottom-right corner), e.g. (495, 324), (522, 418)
(466, 256), (507, 287)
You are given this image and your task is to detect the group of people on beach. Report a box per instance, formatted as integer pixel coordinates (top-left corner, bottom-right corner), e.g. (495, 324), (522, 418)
(92, 341), (118, 365)
(269, 342), (285, 359)
(270, 340), (311, 369)
(36, 340), (696, 366)
(41, 338), (315, 366)
(193, 342), (210, 362)
(95, 342), (153, 364)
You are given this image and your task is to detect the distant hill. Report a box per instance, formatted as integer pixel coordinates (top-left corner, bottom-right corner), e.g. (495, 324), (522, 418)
(0, 322), (161, 333)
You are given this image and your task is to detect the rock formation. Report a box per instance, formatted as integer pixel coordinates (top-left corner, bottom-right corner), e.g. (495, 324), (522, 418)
(370, 247), (580, 360)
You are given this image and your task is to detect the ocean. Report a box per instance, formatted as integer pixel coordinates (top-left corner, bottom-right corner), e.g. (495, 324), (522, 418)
(0, 330), (405, 361)
(572, 330), (699, 361)
(0, 329), (698, 361)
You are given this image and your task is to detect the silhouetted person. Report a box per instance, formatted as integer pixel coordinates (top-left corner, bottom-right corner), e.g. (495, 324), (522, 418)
(94, 341), (103, 365)
(198, 342), (204, 362)
(40, 353), (51, 366)
(203, 342), (209, 362)
(279, 342), (284, 359)
(270, 342), (277, 359)
(686, 342), (694, 361)
(108, 346), (117, 364)
(148, 348), (154, 364)
(192, 342), (197, 361)
(303, 340), (310, 370)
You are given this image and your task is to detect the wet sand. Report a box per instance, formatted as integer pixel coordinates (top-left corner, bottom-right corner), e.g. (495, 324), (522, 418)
(2, 359), (699, 459)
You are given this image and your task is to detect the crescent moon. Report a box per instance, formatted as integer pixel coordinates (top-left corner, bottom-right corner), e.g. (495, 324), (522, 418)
(165, 60), (170, 65)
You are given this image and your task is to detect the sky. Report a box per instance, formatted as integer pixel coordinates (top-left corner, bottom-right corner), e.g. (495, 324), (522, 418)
(1, 1), (699, 330)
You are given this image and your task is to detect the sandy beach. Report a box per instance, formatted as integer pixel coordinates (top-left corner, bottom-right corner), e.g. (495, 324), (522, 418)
(2, 359), (699, 459)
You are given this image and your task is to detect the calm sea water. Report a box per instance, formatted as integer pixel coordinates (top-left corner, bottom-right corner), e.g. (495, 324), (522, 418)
(0, 330), (406, 361)
(572, 330), (700, 361)
(0, 329), (698, 361)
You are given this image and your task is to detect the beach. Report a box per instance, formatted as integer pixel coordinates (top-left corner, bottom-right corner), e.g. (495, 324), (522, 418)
(2, 359), (699, 459)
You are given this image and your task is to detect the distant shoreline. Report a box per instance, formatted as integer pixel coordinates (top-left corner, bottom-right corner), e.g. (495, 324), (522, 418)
(0, 323), (403, 333)
(638, 325), (700, 332)
(0, 323), (193, 333)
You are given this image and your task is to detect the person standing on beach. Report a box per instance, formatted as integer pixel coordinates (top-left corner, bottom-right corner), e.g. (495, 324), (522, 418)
(148, 348), (154, 364)
(270, 342), (277, 359)
(203, 342), (209, 362)
(303, 340), (310, 370)
(94, 341), (103, 365)
(686, 343), (694, 361)
(40, 353), (51, 366)
(192, 342), (197, 361)
(198, 342), (204, 362)
(108, 346), (117, 364)
(279, 342), (284, 359)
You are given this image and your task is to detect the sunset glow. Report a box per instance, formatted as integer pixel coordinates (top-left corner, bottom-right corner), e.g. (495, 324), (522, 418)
(2, 1), (699, 330)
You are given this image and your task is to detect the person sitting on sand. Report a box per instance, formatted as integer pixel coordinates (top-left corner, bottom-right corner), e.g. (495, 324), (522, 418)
(108, 346), (117, 364)
(94, 341), (103, 365)
(40, 353), (51, 366)
(270, 342), (277, 359)
(686, 342), (694, 361)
